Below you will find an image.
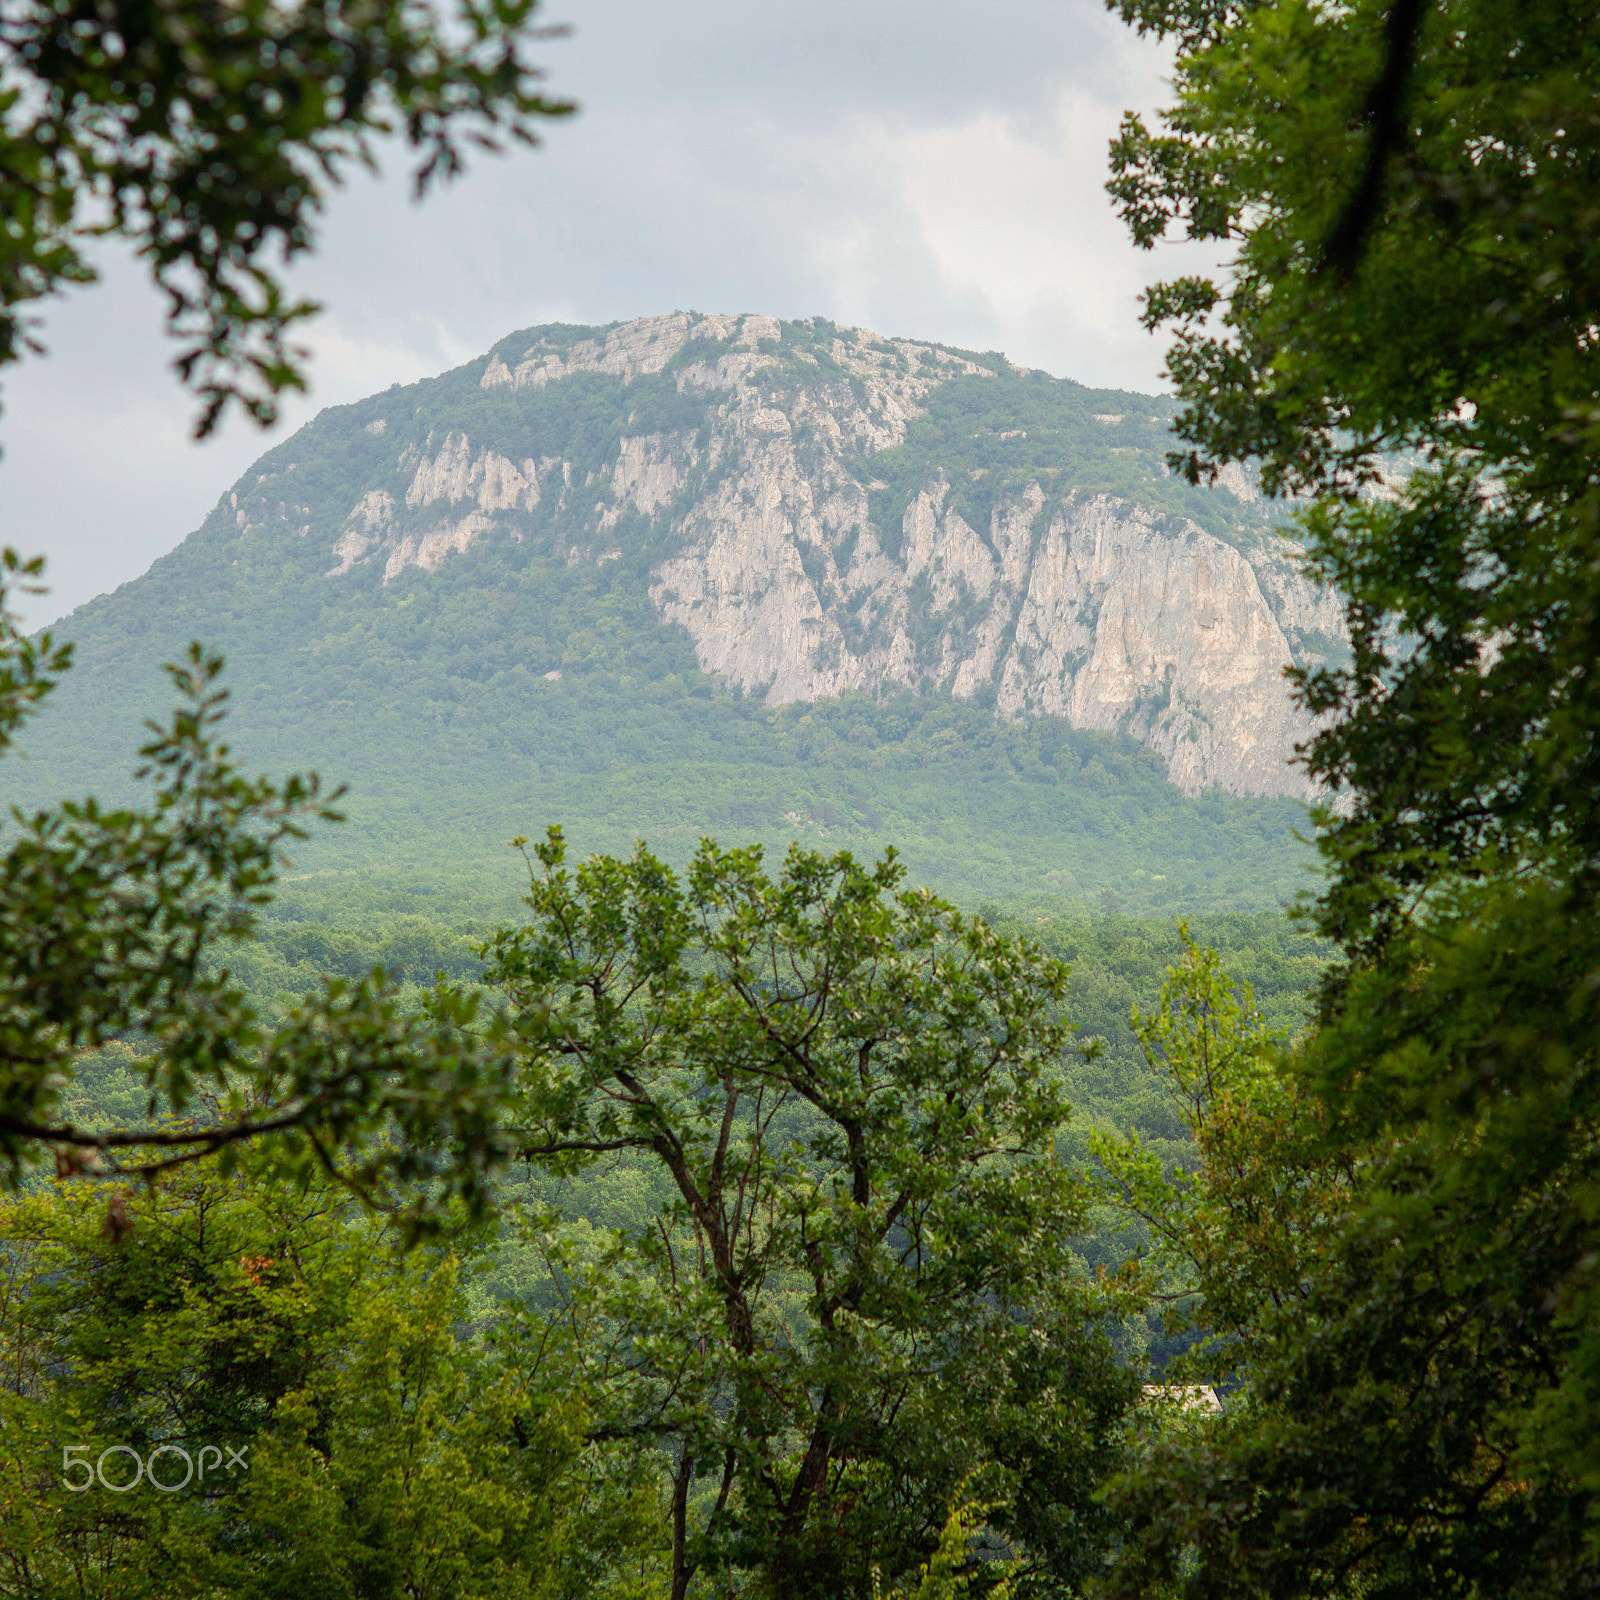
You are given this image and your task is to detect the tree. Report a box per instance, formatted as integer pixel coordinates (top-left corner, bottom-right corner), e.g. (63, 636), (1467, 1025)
(1105, 0), (1600, 939)
(1097, 0), (1600, 1592)
(0, 1163), (663, 1598)
(1096, 904), (1600, 1600)
(0, 0), (571, 435)
(0, 558), (516, 1228)
(483, 830), (1136, 1600)
(0, 0), (572, 1208)
(1091, 930), (1347, 1348)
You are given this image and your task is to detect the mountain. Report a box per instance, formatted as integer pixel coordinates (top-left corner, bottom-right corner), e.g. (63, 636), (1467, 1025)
(11, 312), (1339, 911)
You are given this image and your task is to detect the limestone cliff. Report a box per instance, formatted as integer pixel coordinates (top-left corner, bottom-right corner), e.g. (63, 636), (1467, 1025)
(303, 312), (1342, 798)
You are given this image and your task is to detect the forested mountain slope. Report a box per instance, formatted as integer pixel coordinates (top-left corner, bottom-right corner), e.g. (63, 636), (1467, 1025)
(12, 312), (1334, 909)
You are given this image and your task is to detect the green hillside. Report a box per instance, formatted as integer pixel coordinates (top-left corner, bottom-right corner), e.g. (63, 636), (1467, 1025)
(11, 316), (1318, 913)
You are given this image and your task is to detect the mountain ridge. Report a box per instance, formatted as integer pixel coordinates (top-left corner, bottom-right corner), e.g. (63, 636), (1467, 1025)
(11, 311), (1330, 911)
(302, 310), (1343, 796)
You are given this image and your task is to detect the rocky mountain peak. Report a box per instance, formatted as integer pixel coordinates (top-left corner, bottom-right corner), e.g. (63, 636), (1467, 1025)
(229, 312), (1345, 799)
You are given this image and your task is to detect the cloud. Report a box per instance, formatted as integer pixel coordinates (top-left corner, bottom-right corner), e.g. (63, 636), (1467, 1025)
(7, 0), (1219, 628)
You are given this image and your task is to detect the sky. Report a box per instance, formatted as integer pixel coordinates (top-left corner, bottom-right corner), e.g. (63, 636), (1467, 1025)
(7, 0), (1217, 629)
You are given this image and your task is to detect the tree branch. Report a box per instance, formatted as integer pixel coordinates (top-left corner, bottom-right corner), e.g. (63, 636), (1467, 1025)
(1319, 0), (1431, 280)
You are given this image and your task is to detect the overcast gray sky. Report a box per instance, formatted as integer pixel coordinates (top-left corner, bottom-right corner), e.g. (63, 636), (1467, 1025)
(8, 0), (1215, 629)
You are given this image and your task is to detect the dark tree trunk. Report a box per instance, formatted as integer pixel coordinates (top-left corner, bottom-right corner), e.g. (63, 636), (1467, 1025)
(671, 1447), (695, 1600)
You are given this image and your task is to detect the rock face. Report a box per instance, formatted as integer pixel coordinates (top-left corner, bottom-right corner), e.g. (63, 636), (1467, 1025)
(311, 311), (1343, 798)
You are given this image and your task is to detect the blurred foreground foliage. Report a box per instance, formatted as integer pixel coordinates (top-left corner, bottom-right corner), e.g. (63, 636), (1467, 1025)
(1089, 0), (1600, 1592)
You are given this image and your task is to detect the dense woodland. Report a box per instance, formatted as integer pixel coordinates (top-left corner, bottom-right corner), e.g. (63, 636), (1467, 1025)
(60, 864), (1328, 1266)
(1, 0), (1597, 1596)
(8, 798), (1327, 1599)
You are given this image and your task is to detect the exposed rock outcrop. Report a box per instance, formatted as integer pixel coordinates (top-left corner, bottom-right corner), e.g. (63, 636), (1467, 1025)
(315, 312), (1343, 797)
